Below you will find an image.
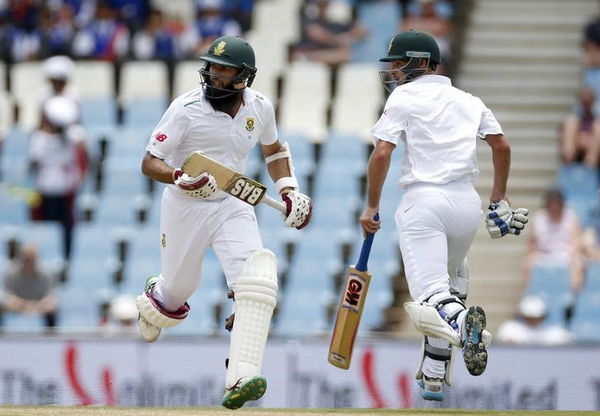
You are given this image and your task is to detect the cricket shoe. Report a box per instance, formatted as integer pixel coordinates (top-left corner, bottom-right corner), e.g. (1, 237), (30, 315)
(462, 306), (488, 376)
(222, 375), (267, 410)
(137, 274), (161, 343)
(417, 375), (444, 401)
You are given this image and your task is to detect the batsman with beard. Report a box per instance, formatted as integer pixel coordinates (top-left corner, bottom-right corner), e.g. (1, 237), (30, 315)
(135, 36), (312, 409)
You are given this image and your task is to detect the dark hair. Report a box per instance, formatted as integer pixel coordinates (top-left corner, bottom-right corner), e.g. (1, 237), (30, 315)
(543, 188), (564, 204)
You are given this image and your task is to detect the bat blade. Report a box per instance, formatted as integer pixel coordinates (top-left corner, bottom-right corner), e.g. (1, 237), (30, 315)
(328, 266), (372, 369)
(328, 214), (378, 370)
(181, 151), (285, 213)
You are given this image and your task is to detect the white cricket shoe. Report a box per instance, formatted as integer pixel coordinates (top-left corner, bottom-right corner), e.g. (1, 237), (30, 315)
(418, 375), (444, 401)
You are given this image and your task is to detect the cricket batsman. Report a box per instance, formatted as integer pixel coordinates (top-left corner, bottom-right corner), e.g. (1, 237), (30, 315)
(359, 30), (529, 401)
(134, 36), (312, 409)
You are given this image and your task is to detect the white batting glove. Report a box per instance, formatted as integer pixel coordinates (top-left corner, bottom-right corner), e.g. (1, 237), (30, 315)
(509, 207), (529, 235)
(281, 191), (312, 229)
(485, 200), (513, 239)
(173, 169), (217, 199)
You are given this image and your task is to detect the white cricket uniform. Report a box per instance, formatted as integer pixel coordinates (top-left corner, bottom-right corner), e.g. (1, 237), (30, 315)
(371, 74), (503, 302)
(146, 87), (278, 310)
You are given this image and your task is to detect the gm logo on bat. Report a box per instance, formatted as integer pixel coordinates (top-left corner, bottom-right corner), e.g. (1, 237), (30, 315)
(229, 177), (266, 205)
(343, 274), (364, 312)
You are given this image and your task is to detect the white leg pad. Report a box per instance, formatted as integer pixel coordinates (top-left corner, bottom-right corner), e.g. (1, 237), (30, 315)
(415, 337), (456, 387)
(135, 292), (189, 328)
(404, 302), (462, 347)
(226, 249), (277, 390)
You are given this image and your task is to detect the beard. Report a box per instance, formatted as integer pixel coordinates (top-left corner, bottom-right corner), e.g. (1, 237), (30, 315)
(205, 84), (243, 113)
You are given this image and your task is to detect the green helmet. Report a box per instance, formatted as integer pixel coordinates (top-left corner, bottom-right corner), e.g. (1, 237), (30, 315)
(201, 35), (256, 70)
(199, 36), (257, 97)
(380, 30), (441, 65)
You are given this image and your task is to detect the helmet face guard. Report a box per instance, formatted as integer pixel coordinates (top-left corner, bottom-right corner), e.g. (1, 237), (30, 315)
(198, 60), (257, 99)
(379, 52), (431, 92)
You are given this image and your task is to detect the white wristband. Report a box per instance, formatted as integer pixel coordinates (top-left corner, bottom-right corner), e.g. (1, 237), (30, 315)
(275, 177), (298, 194)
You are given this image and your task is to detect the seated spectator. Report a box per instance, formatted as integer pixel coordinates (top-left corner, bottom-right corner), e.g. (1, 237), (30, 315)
(0, 244), (58, 331)
(290, 0), (368, 66)
(131, 8), (178, 61)
(497, 295), (573, 345)
(72, 0), (129, 60)
(38, 4), (76, 58)
(184, 0), (241, 57)
(402, 0), (452, 62)
(560, 87), (600, 167)
(41, 55), (79, 107)
(29, 96), (88, 260)
(522, 189), (585, 295)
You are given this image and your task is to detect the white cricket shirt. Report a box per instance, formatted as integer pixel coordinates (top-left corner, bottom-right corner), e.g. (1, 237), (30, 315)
(146, 87), (278, 196)
(371, 75), (503, 187)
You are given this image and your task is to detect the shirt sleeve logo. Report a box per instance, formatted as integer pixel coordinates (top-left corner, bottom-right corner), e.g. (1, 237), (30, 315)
(154, 132), (168, 142)
(245, 118), (255, 132)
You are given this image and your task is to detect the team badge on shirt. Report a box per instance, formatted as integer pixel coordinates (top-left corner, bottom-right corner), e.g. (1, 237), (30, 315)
(213, 41), (226, 56)
(245, 118), (255, 132)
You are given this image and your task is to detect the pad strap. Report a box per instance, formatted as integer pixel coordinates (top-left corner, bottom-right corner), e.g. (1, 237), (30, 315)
(424, 338), (452, 361)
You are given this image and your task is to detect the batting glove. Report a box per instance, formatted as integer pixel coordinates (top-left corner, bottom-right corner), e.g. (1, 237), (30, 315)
(173, 169), (217, 199)
(509, 207), (529, 235)
(485, 200), (513, 239)
(281, 191), (312, 229)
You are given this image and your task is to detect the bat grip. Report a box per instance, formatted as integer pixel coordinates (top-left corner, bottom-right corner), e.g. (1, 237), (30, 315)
(261, 194), (287, 214)
(356, 213), (379, 272)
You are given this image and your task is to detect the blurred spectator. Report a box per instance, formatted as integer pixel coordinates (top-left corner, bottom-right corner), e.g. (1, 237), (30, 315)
(38, 4), (76, 58)
(497, 295), (573, 345)
(131, 8), (178, 61)
(99, 294), (138, 335)
(184, 0), (241, 57)
(522, 189), (585, 295)
(290, 0), (367, 66)
(226, 0), (254, 33)
(560, 87), (600, 167)
(0, 244), (58, 330)
(41, 55), (79, 105)
(29, 96), (88, 259)
(402, 0), (451, 62)
(109, 0), (150, 33)
(72, 0), (129, 60)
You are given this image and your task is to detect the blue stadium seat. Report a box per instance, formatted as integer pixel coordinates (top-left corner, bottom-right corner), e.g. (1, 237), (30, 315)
(557, 163), (599, 200)
(352, 1), (401, 63)
(275, 289), (330, 336)
(57, 285), (101, 331)
(123, 99), (167, 127)
(571, 290), (600, 342)
(2, 313), (46, 334)
(321, 134), (367, 164)
(526, 266), (573, 325)
(585, 261), (600, 291)
(80, 97), (117, 127)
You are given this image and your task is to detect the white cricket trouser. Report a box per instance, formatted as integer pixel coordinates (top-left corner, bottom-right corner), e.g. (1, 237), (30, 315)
(395, 180), (482, 303)
(155, 187), (263, 311)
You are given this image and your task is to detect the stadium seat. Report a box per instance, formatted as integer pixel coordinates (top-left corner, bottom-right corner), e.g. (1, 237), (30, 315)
(11, 61), (45, 130)
(352, 1), (401, 63)
(331, 63), (383, 140)
(57, 285), (102, 331)
(557, 163), (599, 200)
(119, 61), (169, 127)
(571, 290), (600, 341)
(173, 61), (201, 99)
(526, 265), (573, 325)
(72, 61), (116, 127)
(279, 61), (330, 143)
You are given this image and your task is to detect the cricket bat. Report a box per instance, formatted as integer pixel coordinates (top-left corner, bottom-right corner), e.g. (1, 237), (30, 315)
(181, 151), (286, 213)
(328, 214), (379, 369)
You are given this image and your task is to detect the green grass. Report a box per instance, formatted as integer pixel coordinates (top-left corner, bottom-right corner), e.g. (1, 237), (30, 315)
(0, 407), (598, 416)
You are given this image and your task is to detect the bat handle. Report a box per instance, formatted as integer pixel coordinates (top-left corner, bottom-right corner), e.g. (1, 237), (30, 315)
(356, 213), (379, 272)
(261, 194), (287, 214)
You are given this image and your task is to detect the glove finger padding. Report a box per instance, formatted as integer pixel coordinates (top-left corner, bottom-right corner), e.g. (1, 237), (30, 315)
(175, 171), (217, 199)
(282, 191), (312, 229)
(509, 207), (529, 235)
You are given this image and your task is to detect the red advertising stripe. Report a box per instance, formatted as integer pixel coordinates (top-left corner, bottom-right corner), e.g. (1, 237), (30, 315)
(361, 348), (387, 408)
(64, 343), (95, 405)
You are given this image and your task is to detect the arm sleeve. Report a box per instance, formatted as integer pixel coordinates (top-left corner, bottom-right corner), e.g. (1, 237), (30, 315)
(146, 99), (190, 159)
(370, 102), (407, 146)
(477, 101), (504, 139)
(258, 97), (278, 146)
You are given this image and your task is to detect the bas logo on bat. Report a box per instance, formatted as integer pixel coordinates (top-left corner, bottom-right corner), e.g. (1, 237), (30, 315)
(229, 178), (266, 205)
(343, 275), (365, 311)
